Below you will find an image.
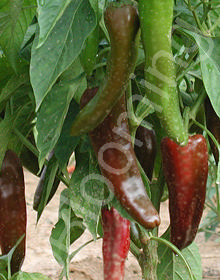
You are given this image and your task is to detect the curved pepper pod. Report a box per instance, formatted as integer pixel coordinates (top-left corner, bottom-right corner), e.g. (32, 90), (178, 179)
(205, 97), (220, 164)
(81, 88), (160, 229)
(0, 150), (27, 274)
(138, 0), (188, 145)
(161, 135), (208, 250)
(134, 126), (157, 180)
(70, 4), (140, 136)
(102, 207), (130, 280)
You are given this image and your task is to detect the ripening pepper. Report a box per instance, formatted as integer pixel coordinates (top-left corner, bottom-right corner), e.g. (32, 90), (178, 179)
(0, 150), (27, 274)
(102, 207), (130, 280)
(71, 3), (140, 136)
(161, 135), (208, 250)
(138, 0), (188, 146)
(80, 88), (160, 230)
(205, 97), (220, 164)
(134, 126), (157, 180)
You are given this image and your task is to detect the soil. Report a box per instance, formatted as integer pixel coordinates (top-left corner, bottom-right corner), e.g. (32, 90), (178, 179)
(22, 169), (220, 280)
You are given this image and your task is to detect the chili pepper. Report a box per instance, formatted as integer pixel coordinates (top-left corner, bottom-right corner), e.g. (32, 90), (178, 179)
(205, 96), (220, 164)
(134, 126), (157, 181)
(161, 135), (208, 250)
(0, 150), (26, 274)
(70, 3), (140, 136)
(138, 0), (188, 146)
(102, 207), (130, 280)
(80, 88), (160, 229)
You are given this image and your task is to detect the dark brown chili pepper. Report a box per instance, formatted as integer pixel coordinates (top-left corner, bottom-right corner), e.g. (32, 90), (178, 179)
(0, 150), (27, 274)
(80, 88), (160, 229)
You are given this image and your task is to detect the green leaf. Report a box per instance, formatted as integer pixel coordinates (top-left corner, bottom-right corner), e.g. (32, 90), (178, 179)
(0, 55), (13, 90)
(30, 0), (96, 110)
(54, 99), (80, 170)
(177, 28), (220, 118)
(36, 154), (60, 221)
(11, 272), (51, 280)
(37, 0), (72, 47)
(0, 0), (36, 71)
(174, 243), (202, 280)
(50, 189), (85, 278)
(36, 75), (84, 168)
(0, 70), (29, 104)
(0, 117), (12, 168)
(196, 37), (220, 118)
(157, 229), (202, 280)
(69, 145), (109, 239)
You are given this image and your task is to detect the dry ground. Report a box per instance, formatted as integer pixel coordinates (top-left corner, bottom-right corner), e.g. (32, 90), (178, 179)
(22, 170), (220, 280)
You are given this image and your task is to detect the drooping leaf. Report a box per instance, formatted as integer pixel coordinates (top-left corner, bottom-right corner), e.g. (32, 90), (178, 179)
(157, 229), (202, 280)
(30, 0), (96, 110)
(50, 189), (85, 278)
(69, 144), (107, 239)
(36, 74), (84, 168)
(37, 0), (72, 47)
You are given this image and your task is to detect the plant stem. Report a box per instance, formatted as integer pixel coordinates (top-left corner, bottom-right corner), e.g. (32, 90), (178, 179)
(138, 229), (158, 280)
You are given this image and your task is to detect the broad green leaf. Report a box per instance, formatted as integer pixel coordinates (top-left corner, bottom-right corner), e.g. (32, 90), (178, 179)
(30, 0), (96, 110)
(37, 0), (72, 47)
(36, 75), (84, 168)
(177, 28), (220, 118)
(50, 189), (85, 278)
(157, 229), (173, 279)
(69, 145), (108, 239)
(54, 99), (80, 170)
(157, 229), (202, 280)
(0, 0), (36, 71)
(11, 272), (51, 280)
(174, 243), (202, 280)
(196, 37), (220, 118)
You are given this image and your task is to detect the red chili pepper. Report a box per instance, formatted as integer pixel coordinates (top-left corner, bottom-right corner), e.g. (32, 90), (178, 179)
(80, 88), (160, 229)
(102, 207), (130, 280)
(0, 150), (27, 274)
(134, 127), (157, 181)
(205, 97), (220, 164)
(161, 135), (208, 250)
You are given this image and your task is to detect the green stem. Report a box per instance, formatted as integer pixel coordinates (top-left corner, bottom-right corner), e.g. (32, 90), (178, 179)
(97, 47), (111, 62)
(130, 240), (142, 259)
(93, 62), (107, 71)
(176, 50), (199, 82)
(138, 229), (158, 280)
(215, 181), (220, 212)
(190, 89), (206, 120)
(13, 128), (39, 157)
(209, 15), (220, 33)
(126, 80), (138, 135)
(150, 235), (195, 280)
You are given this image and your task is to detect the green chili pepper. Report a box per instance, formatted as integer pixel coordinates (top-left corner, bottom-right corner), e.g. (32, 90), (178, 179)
(138, 0), (188, 146)
(71, 3), (140, 136)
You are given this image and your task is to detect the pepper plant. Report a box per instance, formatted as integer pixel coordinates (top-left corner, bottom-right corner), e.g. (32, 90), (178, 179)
(0, 0), (219, 279)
